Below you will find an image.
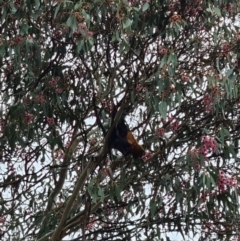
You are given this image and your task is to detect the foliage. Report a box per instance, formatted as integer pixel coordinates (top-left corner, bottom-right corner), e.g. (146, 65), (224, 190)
(0, 0), (240, 240)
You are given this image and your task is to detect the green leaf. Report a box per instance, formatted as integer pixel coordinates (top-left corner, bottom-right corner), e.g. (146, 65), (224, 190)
(219, 127), (225, 144)
(34, 0), (40, 9)
(123, 18), (132, 29)
(158, 101), (167, 120)
(226, 68), (234, 77)
(54, 4), (61, 19)
(160, 54), (168, 68)
(228, 144), (236, 158)
(109, 185), (115, 200)
(213, 7), (221, 17)
(20, 23), (29, 35)
(176, 192), (183, 203)
(66, 15), (77, 31)
(82, 10), (90, 27)
(88, 180), (94, 194)
(115, 185), (121, 201)
(98, 186), (104, 202)
(77, 40), (85, 53)
(142, 2), (149, 11)
(9, 2), (17, 13)
(150, 200), (156, 217)
(87, 37), (94, 47)
(74, 2), (82, 10)
(17, 136), (27, 148)
(92, 189), (98, 203)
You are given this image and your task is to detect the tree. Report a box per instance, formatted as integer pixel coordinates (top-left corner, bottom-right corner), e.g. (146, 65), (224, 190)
(0, 0), (240, 240)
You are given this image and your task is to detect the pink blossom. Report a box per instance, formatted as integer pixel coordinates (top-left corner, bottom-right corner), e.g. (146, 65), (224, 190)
(55, 88), (64, 94)
(47, 117), (55, 125)
(236, 31), (240, 40)
(203, 94), (213, 112)
(170, 120), (180, 132)
(54, 29), (62, 37)
(135, 85), (142, 92)
(181, 75), (189, 82)
(167, 115), (174, 123)
(217, 170), (237, 192)
(0, 216), (6, 224)
(100, 168), (110, 178)
(221, 43), (231, 55)
(194, 162), (200, 170)
(108, 103), (113, 112)
(156, 127), (165, 137)
(101, 100), (107, 108)
(201, 135), (217, 155)
(142, 152), (153, 162)
(78, 23), (87, 30)
(87, 31), (93, 37)
(188, 148), (200, 160)
(36, 92), (47, 103)
(24, 111), (34, 124)
(86, 217), (96, 230)
(168, 3), (175, 12)
(48, 77), (59, 87)
(159, 48), (167, 55)
(16, 36), (22, 44)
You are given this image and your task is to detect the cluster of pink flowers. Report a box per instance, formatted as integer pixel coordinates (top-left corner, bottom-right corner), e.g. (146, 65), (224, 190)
(10, 35), (23, 46)
(24, 111), (34, 124)
(47, 117), (55, 125)
(135, 85), (148, 92)
(159, 48), (167, 55)
(55, 88), (64, 94)
(136, 84), (142, 92)
(101, 100), (113, 112)
(48, 77), (64, 94)
(181, 75), (190, 82)
(15, 36), (22, 44)
(0, 216), (6, 225)
(86, 217), (96, 230)
(211, 86), (219, 96)
(35, 92), (47, 103)
(221, 43), (231, 56)
(48, 76), (60, 87)
(170, 14), (182, 24)
(142, 152), (153, 162)
(168, 115), (179, 131)
(54, 149), (65, 159)
(100, 168), (110, 178)
(184, 5), (203, 17)
(201, 135), (217, 155)
(217, 170), (237, 193)
(203, 94), (213, 112)
(156, 127), (165, 137)
(77, 23), (93, 38)
(188, 136), (217, 163)
(226, 3), (233, 12)
(54, 29), (62, 38)
(170, 120), (180, 132)
(104, 206), (112, 215)
(168, 3), (175, 12)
